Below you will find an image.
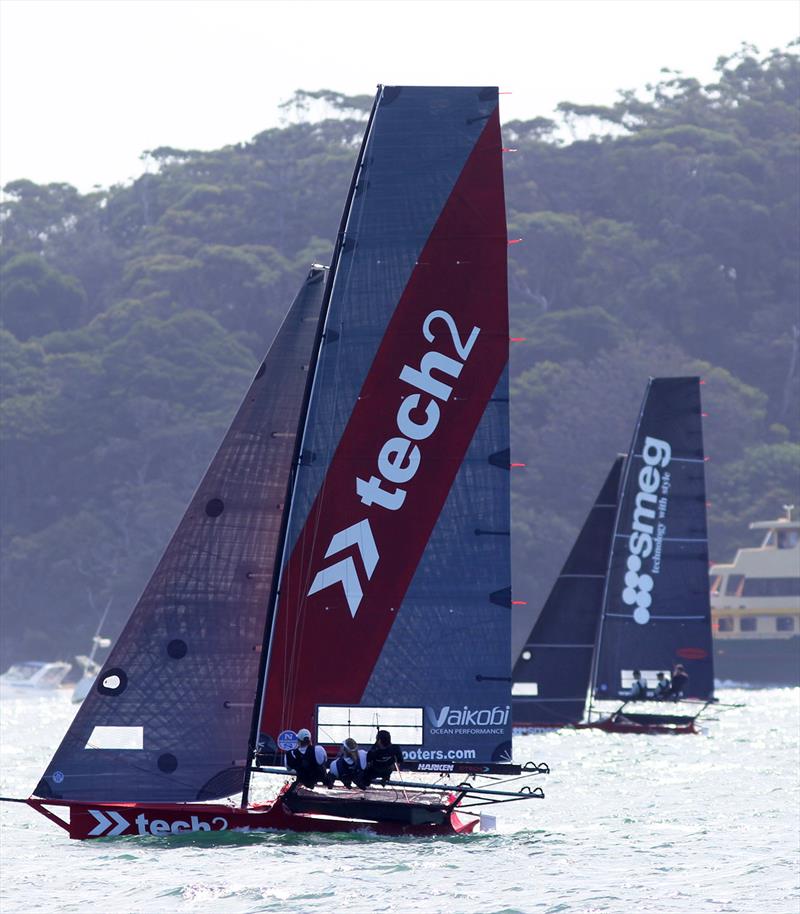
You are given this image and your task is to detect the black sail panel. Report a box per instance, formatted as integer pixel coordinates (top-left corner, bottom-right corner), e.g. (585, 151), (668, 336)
(35, 267), (327, 802)
(593, 377), (715, 701)
(512, 458), (623, 726)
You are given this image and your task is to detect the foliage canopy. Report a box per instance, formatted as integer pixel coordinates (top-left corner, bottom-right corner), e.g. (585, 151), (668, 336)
(1, 46), (798, 663)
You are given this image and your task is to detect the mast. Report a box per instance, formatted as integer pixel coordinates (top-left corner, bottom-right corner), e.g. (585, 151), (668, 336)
(241, 89), (382, 807)
(585, 381), (650, 721)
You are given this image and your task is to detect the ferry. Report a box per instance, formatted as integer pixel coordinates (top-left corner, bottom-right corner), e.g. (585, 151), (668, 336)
(710, 507), (800, 686)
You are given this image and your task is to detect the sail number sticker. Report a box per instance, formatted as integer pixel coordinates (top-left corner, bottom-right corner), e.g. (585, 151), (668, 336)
(277, 730), (299, 751)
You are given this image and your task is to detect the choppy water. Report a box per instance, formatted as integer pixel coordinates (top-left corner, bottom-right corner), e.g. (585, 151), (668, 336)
(1, 688), (798, 914)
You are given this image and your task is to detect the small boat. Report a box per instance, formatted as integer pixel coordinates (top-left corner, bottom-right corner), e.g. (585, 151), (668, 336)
(22, 86), (547, 840)
(710, 507), (800, 685)
(71, 637), (112, 704)
(71, 600), (113, 704)
(513, 377), (719, 734)
(0, 661), (72, 694)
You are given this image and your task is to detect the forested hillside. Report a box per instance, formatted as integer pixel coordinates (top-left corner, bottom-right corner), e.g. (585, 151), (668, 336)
(1, 47), (798, 665)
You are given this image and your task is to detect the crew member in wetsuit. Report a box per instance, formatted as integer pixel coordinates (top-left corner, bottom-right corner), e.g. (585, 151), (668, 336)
(667, 664), (689, 699)
(363, 729), (404, 787)
(327, 738), (367, 788)
(624, 669), (648, 700)
(654, 671), (671, 699)
(285, 728), (328, 788)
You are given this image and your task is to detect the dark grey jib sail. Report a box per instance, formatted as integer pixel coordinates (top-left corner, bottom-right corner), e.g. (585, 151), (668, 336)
(592, 377), (714, 701)
(35, 266), (327, 802)
(512, 457), (623, 727)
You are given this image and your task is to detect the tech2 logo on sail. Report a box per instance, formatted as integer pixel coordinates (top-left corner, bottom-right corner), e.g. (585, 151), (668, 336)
(306, 308), (481, 615)
(622, 436), (672, 625)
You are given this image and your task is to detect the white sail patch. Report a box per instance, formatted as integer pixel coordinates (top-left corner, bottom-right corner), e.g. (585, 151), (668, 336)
(316, 705), (423, 744)
(511, 682), (538, 696)
(85, 726), (143, 750)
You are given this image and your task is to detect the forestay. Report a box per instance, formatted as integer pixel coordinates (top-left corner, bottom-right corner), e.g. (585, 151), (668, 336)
(592, 377), (714, 701)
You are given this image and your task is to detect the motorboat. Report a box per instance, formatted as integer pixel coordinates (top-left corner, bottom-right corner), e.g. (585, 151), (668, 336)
(0, 661), (72, 694)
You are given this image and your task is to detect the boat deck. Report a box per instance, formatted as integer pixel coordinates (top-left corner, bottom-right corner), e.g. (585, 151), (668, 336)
(284, 784), (455, 826)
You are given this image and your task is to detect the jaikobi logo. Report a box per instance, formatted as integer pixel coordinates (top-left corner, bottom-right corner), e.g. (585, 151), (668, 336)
(622, 435), (672, 625)
(426, 704), (510, 734)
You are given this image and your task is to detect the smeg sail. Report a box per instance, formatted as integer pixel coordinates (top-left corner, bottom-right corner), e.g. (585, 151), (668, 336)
(513, 377), (718, 734)
(24, 86), (547, 840)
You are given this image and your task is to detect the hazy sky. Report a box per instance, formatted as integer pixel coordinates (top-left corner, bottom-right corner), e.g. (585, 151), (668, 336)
(1, 0), (797, 192)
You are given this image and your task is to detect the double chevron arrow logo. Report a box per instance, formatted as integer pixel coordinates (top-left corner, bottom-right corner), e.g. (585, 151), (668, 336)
(307, 519), (378, 617)
(88, 808), (130, 836)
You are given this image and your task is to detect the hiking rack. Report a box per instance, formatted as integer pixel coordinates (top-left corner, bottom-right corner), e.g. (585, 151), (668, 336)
(250, 765), (546, 804)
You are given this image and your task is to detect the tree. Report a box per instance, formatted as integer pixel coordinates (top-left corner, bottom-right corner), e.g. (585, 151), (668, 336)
(1, 45), (798, 667)
(1, 254), (88, 339)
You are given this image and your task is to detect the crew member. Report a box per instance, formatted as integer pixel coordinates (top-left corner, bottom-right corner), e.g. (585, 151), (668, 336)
(624, 669), (648, 700)
(363, 729), (404, 786)
(667, 664), (689, 699)
(285, 728), (328, 788)
(654, 671), (671, 699)
(327, 738), (367, 788)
